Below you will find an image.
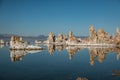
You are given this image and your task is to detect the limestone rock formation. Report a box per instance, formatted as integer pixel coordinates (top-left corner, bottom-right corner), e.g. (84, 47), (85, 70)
(89, 26), (110, 44)
(66, 31), (79, 45)
(68, 31), (77, 41)
(89, 26), (97, 43)
(115, 28), (120, 44)
(43, 26), (120, 46)
(97, 28), (110, 43)
(47, 32), (55, 43)
(116, 28), (120, 35)
(55, 34), (66, 44)
(10, 36), (42, 50)
(10, 36), (28, 49)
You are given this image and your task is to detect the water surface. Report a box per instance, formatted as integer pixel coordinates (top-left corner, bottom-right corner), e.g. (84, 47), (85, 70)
(0, 45), (120, 80)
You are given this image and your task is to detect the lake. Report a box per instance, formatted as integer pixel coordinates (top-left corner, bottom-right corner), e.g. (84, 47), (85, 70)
(0, 44), (120, 80)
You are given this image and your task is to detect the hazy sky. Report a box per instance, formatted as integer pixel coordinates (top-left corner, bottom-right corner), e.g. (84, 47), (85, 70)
(0, 0), (120, 36)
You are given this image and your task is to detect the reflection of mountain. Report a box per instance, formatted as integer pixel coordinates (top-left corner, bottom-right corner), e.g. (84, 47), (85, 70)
(10, 50), (43, 62)
(89, 47), (120, 66)
(0, 44), (9, 48)
(9, 44), (120, 65)
(47, 44), (66, 55)
(66, 46), (83, 60)
(112, 70), (120, 76)
(39, 44), (83, 59)
(76, 77), (88, 80)
(46, 44), (120, 65)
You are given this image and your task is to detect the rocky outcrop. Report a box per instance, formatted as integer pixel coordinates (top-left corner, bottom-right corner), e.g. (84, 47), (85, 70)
(10, 36), (28, 49)
(10, 36), (43, 50)
(47, 32), (55, 43)
(44, 26), (120, 46)
(66, 31), (79, 45)
(114, 28), (120, 45)
(89, 26), (97, 43)
(89, 26), (111, 44)
(55, 34), (67, 45)
(44, 32), (55, 44)
(97, 28), (110, 43)
(68, 31), (78, 42)
(45, 31), (80, 45)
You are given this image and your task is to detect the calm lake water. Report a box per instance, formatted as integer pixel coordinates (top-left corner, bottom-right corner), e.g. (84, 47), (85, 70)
(0, 44), (120, 80)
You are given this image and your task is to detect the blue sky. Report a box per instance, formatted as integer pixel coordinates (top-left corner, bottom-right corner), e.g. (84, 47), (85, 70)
(0, 0), (120, 36)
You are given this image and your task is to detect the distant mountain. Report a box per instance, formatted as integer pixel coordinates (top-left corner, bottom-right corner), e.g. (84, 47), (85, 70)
(37, 35), (47, 40)
(0, 34), (47, 41)
(76, 36), (89, 39)
(22, 35), (47, 41)
(0, 34), (87, 42)
(0, 34), (18, 38)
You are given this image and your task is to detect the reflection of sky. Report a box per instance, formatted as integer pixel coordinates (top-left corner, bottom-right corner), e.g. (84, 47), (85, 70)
(0, 46), (120, 80)
(0, 0), (120, 36)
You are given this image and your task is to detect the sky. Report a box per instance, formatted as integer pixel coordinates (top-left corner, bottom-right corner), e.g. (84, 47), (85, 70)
(0, 0), (120, 36)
